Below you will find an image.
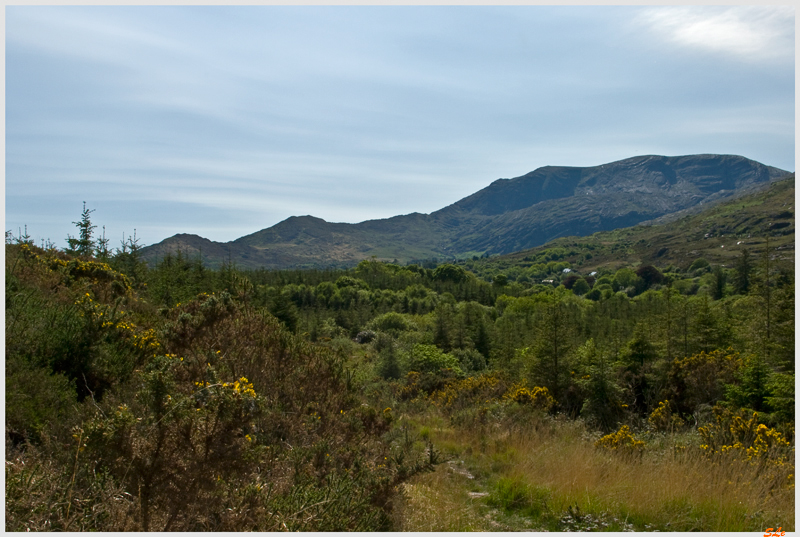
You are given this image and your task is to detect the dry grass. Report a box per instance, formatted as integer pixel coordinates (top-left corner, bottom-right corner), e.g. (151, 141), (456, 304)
(511, 433), (792, 531)
(416, 414), (794, 532)
(391, 464), (499, 531)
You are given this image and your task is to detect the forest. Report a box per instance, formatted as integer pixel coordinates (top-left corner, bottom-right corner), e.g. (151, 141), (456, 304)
(5, 199), (795, 531)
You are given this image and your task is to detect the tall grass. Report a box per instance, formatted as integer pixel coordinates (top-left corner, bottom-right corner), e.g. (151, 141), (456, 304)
(422, 414), (793, 532)
(392, 464), (498, 531)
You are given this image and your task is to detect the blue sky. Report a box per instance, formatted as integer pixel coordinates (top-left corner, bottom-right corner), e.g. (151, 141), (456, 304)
(5, 5), (795, 248)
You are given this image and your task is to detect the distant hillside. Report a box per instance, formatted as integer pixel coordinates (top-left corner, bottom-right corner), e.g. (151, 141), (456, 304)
(141, 154), (790, 269)
(481, 174), (795, 277)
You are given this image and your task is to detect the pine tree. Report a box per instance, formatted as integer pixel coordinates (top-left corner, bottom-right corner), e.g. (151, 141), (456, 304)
(95, 225), (111, 261)
(711, 265), (727, 300)
(734, 248), (752, 295)
(529, 289), (576, 403)
(113, 229), (145, 284)
(66, 202), (96, 257)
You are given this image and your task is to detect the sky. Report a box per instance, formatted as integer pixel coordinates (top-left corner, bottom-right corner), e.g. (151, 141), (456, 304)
(5, 5), (795, 248)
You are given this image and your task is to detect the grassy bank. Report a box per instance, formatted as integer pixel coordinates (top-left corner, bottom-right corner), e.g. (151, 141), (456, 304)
(393, 409), (794, 532)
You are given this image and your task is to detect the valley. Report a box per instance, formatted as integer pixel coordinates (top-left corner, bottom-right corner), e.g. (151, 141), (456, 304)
(6, 163), (795, 532)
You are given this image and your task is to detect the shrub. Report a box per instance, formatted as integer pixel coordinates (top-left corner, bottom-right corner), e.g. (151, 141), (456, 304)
(504, 383), (556, 411)
(429, 373), (507, 411)
(647, 400), (685, 432)
(698, 407), (793, 467)
(431, 264), (468, 284)
(667, 349), (743, 415)
(688, 258), (710, 273)
(377, 343), (402, 380)
(594, 425), (645, 452)
(355, 330), (377, 344)
(405, 344), (462, 376)
(451, 347), (486, 372)
(367, 312), (412, 334)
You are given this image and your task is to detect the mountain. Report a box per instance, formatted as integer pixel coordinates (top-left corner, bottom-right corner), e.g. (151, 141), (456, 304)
(141, 154), (790, 269)
(480, 173), (795, 277)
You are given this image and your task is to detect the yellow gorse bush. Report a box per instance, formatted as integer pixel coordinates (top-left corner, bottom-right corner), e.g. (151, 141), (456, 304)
(75, 292), (161, 354)
(595, 425), (645, 452)
(194, 377), (258, 399)
(19, 243), (132, 294)
(101, 318), (161, 353)
(648, 400), (685, 432)
(430, 373), (503, 410)
(699, 409), (793, 466)
(503, 383), (556, 411)
(427, 376), (555, 413)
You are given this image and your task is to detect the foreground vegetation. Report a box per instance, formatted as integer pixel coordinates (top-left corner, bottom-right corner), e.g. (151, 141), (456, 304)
(5, 194), (794, 531)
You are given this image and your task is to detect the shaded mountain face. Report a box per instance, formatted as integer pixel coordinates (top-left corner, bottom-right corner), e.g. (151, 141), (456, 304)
(141, 154), (790, 269)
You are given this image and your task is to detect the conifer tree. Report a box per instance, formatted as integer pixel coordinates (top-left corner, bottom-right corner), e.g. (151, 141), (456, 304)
(66, 201), (96, 257)
(95, 225), (111, 261)
(711, 265), (727, 300)
(734, 248), (752, 295)
(529, 289), (575, 403)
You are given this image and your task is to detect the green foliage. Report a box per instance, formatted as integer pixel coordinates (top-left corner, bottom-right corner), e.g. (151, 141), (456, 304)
(6, 362), (77, 444)
(575, 339), (623, 431)
(571, 277), (590, 296)
(612, 267), (636, 291)
(688, 258), (710, 273)
(763, 372), (795, 425)
(733, 248), (752, 295)
(711, 265), (727, 300)
(725, 353), (770, 412)
(492, 273), (508, 287)
(488, 476), (551, 518)
(451, 347), (486, 373)
(405, 344), (462, 376)
(377, 340), (402, 380)
(367, 311), (412, 334)
(5, 181), (795, 531)
(431, 263), (468, 284)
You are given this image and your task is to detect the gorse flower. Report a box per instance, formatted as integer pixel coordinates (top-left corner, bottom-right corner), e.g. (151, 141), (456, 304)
(698, 407), (794, 478)
(595, 425), (645, 452)
(503, 384), (556, 411)
(648, 400), (684, 432)
(221, 377), (257, 398)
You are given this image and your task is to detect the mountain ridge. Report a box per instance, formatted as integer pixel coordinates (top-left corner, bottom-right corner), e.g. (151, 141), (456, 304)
(140, 154), (791, 269)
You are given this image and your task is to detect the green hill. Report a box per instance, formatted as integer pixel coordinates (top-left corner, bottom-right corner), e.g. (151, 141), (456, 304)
(480, 173), (794, 277)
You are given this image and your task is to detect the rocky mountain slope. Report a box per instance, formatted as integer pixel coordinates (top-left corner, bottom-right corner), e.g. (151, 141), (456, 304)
(141, 154), (790, 269)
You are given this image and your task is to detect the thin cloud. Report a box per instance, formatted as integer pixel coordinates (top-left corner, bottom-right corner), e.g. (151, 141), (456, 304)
(6, 6), (795, 246)
(637, 6), (794, 63)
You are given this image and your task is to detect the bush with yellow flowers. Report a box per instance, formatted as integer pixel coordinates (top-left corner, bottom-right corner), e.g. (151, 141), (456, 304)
(503, 383), (556, 411)
(698, 406), (793, 464)
(648, 400), (685, 432)
(77, 353), (264, 531)
(595, 425), (645, 453)
(429, 372), (506, 411)
(14, 242), (132, 300)
(697, 406), (794, 490)
(667, 348), (743, 415)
